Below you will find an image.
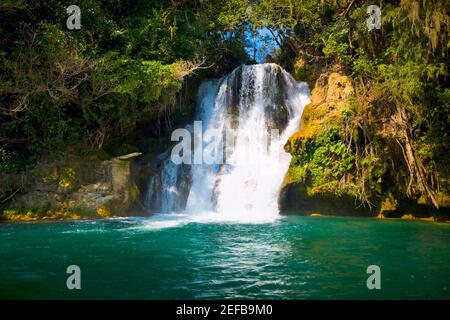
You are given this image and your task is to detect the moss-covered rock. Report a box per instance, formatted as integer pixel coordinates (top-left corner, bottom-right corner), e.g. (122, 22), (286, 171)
(280, 69), (364, 215)
(279, 181), (375, 216)
(281, 68), (450, 221)
(0, 152), (142, 221)
(285, 70), (354, 152)
(379, 193), (398, 215)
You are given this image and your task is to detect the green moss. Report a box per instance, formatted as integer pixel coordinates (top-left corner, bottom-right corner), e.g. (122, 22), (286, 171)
(96, 207), (112, 218)
(380, 193), (398, 213)
(288, 164), (307, 183)
(2, 209), (19, 216)
(58, 167), (77, 190)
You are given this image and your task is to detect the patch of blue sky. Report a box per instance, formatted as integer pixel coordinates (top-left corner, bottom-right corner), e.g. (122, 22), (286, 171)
(245, 27), (280, 63)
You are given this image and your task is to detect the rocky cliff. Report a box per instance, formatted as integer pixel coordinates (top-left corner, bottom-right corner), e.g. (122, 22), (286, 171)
(279, 67), (449, 221)
(279, 69), (372, 216)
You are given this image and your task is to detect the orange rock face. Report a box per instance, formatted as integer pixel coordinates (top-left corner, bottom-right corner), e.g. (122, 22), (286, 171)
(285, 71), (354, 153)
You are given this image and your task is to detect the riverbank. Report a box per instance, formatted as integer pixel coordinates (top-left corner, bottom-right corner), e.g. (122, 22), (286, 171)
(2, 208), (449, 224)
(304, 212), (450, 223)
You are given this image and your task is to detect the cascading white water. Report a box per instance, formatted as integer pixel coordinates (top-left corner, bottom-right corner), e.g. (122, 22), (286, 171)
(212, 65), (309, 221)
(146, 63), (310, 223)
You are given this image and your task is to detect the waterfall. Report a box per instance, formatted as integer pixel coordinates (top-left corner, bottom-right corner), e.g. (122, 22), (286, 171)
(145, 63), (310, 222)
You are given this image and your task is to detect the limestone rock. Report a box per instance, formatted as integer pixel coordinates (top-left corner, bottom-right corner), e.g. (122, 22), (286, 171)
(1, 153), (141, 220)
(285, 71), (354, 152)
(280, 70), (362, 215)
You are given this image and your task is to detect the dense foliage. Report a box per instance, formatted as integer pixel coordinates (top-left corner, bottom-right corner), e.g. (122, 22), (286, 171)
(1, 0), (448, 211)
(251, 0), (449, 209)
(0, 0), (250, 171)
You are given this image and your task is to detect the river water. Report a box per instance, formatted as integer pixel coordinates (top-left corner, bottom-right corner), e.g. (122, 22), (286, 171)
(0, 215), (448, 299)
